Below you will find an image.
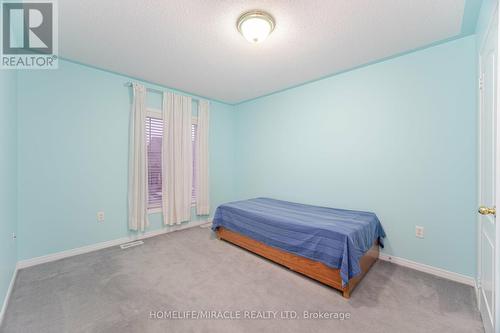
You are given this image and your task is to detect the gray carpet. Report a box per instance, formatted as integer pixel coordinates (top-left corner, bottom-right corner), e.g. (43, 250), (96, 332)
(1, 226), (483, 333)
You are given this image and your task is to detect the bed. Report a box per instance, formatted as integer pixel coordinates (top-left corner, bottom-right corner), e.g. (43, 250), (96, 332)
(211, 198), (386, 298)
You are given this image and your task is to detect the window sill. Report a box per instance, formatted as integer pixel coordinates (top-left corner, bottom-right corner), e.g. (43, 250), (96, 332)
(148, 203), (196, 214)
(148, 207), (162, 214)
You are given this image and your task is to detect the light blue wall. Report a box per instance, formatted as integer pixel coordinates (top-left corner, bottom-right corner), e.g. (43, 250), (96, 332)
(17, 60), (235, 260)
(234, 36), (477, 277)
(462, 0), (485, 35)
(0, 69), (17, 308)
(475, 0), (497, 49)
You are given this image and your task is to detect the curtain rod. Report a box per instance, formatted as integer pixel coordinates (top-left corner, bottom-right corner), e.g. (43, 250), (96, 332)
(124, 81), (200, 101)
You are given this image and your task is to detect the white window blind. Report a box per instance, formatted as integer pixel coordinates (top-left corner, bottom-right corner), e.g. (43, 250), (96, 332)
(192, 123), (198, 204)
(145, 116), (197, 209)
(145, 117), (163, 208)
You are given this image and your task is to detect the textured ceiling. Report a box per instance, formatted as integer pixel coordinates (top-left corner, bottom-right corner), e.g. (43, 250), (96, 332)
(59, 0), (467, 104)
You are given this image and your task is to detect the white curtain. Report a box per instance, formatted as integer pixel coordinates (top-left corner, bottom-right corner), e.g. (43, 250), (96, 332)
(128, 83), (149, 231)
(195, 100), (210, 215)
(162, 92), (193, 225)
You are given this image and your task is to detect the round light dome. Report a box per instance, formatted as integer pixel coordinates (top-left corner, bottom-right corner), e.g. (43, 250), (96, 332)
(237, 11), (275, 43)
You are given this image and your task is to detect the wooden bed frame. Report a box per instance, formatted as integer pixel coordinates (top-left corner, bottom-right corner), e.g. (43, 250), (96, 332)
(216, 227), (379, 298)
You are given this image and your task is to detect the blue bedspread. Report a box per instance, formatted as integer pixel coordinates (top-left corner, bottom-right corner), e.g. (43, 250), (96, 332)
(212, 198), (385, 285)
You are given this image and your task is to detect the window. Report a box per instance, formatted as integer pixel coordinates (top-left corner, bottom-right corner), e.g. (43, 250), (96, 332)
(145, 116), (163, 208)
(145, 112), (198, 210)
(191, 123), (198, 205)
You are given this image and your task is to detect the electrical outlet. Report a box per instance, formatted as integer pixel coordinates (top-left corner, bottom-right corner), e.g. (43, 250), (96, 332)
(415, 226), (424, 238)
(97, 211), (105, 223)
(12, 232), (16, 240)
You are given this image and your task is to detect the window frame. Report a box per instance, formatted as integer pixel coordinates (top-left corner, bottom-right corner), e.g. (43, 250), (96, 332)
(146, 108), (198, 214)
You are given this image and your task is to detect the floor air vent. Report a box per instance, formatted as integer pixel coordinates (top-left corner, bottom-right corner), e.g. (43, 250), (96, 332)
(120, 240), (144, 249)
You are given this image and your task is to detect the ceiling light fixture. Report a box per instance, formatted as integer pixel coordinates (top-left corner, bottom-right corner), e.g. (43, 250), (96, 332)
(237, 10), (275, 43)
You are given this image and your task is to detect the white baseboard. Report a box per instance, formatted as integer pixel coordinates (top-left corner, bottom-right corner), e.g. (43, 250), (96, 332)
(379, 253), (475, 287)
(0, 264), (18, 327)
(474, 279), (480, 307)
(17, 236), (130, 269)
(17, 219), (211, 269)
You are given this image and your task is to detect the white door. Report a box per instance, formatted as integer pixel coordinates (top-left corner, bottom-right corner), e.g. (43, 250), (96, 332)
(478, 8), (499, 333)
